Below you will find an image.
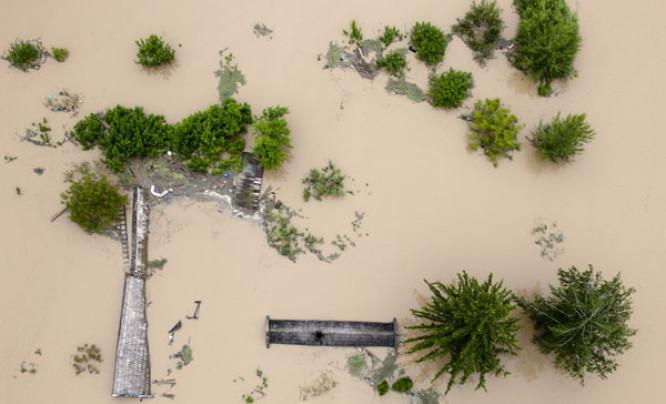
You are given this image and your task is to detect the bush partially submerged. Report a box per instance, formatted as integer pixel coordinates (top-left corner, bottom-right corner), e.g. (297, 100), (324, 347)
(376, 49), (408, 77)
(406, 272), (521, 394)
(452, 0), (505, 64)
(516, 266), (636, 383)
(409, 22), (448, 66)
(51, 47), (69, 62)
(62, 171), (127, 233)
(135, 34), (175, 67)
(391, 377), (413, 393)
(302, 161), (345, 202)
(252, 106), (292, 170)
(466, 98), (523, 167)
(3, 39), (45, 71)
(529, 112), (595, 163)
(511, 0), (581, 95)
(429, 68), (473, 109)
(378, 26), (404, 47)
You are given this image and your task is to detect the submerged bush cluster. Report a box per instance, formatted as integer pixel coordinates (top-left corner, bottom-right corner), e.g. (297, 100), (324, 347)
(466, 98), (523, 166)
(409, 22), (449, 66)
(71, 98), (267, 172)
(530, 112), (595, 163)
(3, 39), (45, 71)
(452, 0), (505, 64)
(61, 171), (127, 233)
(429, 68), (474, 109)
(135, 34), (175, 67)
(302, 160), (346, 202)
(378, 26), (404, 47)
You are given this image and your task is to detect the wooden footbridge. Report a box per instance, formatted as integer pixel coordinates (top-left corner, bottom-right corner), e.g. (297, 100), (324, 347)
(112, 186), (152, 398)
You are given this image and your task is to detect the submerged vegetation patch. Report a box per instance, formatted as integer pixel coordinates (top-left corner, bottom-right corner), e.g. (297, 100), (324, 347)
(135, 34), (175, 67)
(452, 0), (505, 64)
(72, 344), (102, 375)
(3, 39), (46, 71)
(215, 51), (246, 101)
(302, 160), (345, 202)
(386, 77), (426, 102)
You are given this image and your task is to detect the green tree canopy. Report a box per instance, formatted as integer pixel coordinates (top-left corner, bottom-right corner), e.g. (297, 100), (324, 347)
(466, 98), (523, 167)
(406, 272), (521, 394)
(510, 0), (581, 95)
(61, 171), (127, 233)
(252, 106), (292, 170)
(135, 34), (175, 67)
(516, 265), (637, 383)
(429, 68), (474, 109)
(452, 0), (505, 64)
(409, 22), (449, 66)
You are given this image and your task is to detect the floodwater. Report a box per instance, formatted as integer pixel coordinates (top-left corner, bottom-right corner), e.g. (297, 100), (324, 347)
(1, 0), (665, 403)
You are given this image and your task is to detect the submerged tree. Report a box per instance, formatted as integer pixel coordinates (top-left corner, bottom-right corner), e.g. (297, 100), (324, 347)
(61, 171), (127, 233)
(406, 272), (521, 394)
(452, 0), (505, 64)
(510, 0), (581, 96)
(529, 112), (595, 163)
(516, 265), (637, 383)
(135, 34), (175, 67)
(252, 106), (292, 170)
(409, 22), (449, 66)
(466, 98), (523, 167)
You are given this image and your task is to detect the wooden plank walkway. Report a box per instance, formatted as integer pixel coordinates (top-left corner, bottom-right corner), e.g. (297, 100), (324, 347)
(112, 187), (152, 398)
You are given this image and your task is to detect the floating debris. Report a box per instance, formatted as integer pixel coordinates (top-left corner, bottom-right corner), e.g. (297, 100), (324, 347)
(4, 155), (17, 163)
(253, 23), (273, 38)
(43, 88), (83, 115)
(532, 219), (565, 261)
(185, 300), (202, 320)
(168, 320), (182, 345)
(33, 167), (45, 175)
(299, 371), (337, 400)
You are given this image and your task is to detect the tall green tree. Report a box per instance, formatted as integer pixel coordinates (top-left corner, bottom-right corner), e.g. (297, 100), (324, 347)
(406, 272), (521, 394)
(516, 265), (637, 383)
(252, 106), (292, 170)
(510, 0), (581, 96)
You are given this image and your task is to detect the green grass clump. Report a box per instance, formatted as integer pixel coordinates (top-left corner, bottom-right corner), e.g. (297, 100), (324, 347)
(409, 22), (448, 66)
(378, 26), (404, 47)
(4, 39), (44, 71)
(429, 68), (473, 109)
(135, 34), (175, 67)
(343, 20), (363, 47)
(529, 112), (595, 163)
(302, 161), (345, 202)
(51, 47), (69, 62)
(452, 0), (505, 64)
(376, 49), (407, 77)
(466, 99), (523, 167)
(511, 0), (581, 96)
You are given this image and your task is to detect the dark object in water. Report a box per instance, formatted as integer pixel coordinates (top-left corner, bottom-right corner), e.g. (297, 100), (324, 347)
(168, 320), (182, 345)
(186, 300), (202, 320)
(265, 316), (398, 351)
(33, 167), (45, 175)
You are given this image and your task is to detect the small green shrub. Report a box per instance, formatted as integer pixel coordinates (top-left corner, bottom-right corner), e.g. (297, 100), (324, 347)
(530, 112), (595, 163)
(378, 26), (404, 47)
(4, 39), (44, 71)
(428, 68), (473, 109)
(72, 113), (104, 150)
(135, 34), (175, 67)
(409, 22), (448, 66)
(391, 377), (413, 393)
(62, 171), (127, 233)
(452, 0), (505, 64)
(466, 99), (523, 167)
(302, 161), (345, 201)
(516, 266), (636, 383)
(252, 106), (292, 170)
(406, 272), (521, 394)
(376, 49), (407, 77)
(343, 20), (363, 47)
(377, 380), (389, 396)
(51, 47), (69, 62)
(511, 0), (581, 95)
